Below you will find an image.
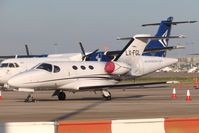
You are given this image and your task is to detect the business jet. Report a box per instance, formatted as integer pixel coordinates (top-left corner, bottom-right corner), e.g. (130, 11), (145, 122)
(0, 17), (187, 89)
(8, 34), (178, 102)
(81, 16), (194, 61)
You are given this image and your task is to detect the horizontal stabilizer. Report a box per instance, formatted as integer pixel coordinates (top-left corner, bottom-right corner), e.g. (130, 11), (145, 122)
(142, 21), (197, 27)
(144, 45), (185, 52)
(117, 35), (185, 40)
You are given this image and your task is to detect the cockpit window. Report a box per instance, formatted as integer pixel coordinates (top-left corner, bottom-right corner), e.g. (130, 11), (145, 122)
(14, 63), (19, 67)
(0, 63), (20, 68)
(9, 63), (15, 68)
(54, 65), (60, 73)
(36, 63), (52, 72)
(0, 63), (9, 68)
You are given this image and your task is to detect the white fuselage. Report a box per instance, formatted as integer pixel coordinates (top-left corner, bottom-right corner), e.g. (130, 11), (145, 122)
(8, 56), (177, 91)
(8, 61), (131, 90)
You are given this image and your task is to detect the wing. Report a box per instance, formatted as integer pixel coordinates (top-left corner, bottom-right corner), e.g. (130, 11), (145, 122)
(78, 81), (176, 91)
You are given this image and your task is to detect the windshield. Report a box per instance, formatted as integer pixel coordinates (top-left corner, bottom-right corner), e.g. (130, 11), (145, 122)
(0, 63), (20, 68)
(0, 63), (9, 68)
(9, 63), (15, 68)
(36, 63), (52, 72)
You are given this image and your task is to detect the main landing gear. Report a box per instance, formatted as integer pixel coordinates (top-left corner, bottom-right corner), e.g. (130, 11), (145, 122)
(52, 90), (66, 101)
(24, 93), (36, 102)
(58, 91), (66, 101)
(102, 90), (112, 101)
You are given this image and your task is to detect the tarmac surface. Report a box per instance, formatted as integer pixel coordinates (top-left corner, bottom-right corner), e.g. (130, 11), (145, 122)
(0, 82), (199, 122)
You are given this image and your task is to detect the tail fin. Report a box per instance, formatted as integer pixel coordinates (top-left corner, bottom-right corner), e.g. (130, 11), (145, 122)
(115, 34), (184, 62)
(144, 17), (173, 57)
(143, 17), (197, 57)
(115, 34), (151, 61)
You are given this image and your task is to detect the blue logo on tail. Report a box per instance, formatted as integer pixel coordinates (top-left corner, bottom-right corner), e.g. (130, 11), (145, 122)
(144, 17), (173, 57)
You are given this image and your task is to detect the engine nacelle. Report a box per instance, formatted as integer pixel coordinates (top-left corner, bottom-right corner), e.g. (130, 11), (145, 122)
(104, 61), (131, 75)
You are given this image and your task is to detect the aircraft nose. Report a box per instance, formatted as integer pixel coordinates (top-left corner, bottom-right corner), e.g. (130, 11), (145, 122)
(8, 74), (28, 88)
(8, 77), (20, 88)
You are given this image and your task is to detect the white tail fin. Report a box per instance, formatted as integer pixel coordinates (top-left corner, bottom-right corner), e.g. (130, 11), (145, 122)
(116, 34), (151, 61)
(116, 34), (184, 62)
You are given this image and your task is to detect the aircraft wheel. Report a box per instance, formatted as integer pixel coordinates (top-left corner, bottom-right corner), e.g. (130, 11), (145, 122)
(58, 91), (66, 101)
(102, 90), (112, 101)
(104, 95), (111, 101)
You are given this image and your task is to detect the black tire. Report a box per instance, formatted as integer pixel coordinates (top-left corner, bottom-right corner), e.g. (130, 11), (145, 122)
(58, 92), (66, 101)
(103, 91), (112, 101)
(105, 96), (111, 101)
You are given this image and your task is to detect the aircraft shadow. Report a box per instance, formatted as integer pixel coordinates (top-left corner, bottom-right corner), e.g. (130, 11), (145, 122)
(14, 94), (148, 102)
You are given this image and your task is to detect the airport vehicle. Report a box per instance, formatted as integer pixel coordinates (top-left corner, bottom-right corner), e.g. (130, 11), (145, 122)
(8, 34), (178, 101)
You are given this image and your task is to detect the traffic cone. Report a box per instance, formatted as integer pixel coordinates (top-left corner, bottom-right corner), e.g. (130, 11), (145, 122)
(171, 87), (177, 100)
(186, 89), (191, 102)
(193, 78), (199, 89)
(0, 91), (3, 100)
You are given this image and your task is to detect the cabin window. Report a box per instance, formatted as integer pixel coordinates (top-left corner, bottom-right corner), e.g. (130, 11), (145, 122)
(54, 65), (60, 73)
(89, 65), (94, 70)
(9, 63), (15, 68)
(72, 65), (78, 70)
(36, 63), (52, 72)
(81, 65), (86, 70)
(0, 63), (9, 68)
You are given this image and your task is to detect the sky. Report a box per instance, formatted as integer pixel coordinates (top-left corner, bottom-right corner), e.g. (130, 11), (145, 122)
(0, 0), (198, 57)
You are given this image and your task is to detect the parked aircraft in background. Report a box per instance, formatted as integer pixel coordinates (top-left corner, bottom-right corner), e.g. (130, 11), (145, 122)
(84, 16), (196, 61)
(187, 66), (198, 73)
(156, 66), (173, 72)
(8, 34), (178, 102)
(142, 17), (196, 57)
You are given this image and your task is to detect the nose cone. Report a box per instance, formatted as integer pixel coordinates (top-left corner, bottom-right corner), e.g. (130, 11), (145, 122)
(8, 74), (26, 88)
(8, 70), (34, 88)
(8, 70), (47, 88)
(0, 70), (9, 84)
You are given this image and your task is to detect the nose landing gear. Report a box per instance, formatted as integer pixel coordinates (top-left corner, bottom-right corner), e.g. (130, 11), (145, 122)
(24, 93), (36, 102)
(102, 90), (111, 101)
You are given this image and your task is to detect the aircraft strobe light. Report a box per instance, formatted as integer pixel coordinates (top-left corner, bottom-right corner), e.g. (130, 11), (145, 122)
(104, 61), (131, 75)
(104, 61), (115, 73)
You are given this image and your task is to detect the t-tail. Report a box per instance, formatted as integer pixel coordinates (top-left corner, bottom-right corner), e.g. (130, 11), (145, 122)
(115, 34), (151, 61)
(143, 17), (173, 57)
(143, 16), (197, 57)
(115, 34), (182, 76)
(115, 34), (184, 62)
